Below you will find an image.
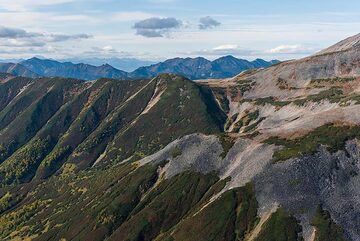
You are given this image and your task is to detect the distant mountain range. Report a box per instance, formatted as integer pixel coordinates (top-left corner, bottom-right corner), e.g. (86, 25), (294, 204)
(0, 62), (39, 78)
(129, 56), (280, 80)
(20, 58), (128, 81)
(63, 57), (156, 72)
(0, 56), (279, 81)
(0, 57), (156, 72)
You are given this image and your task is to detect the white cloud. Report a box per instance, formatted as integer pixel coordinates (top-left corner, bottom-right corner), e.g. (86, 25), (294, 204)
(266, 44), (316, 54)
(213, 44), (239, 51)
(199, 16), (221, 30)
(0, 25), (91, 51)
(0, 38), (45, 47)
(133, 17), (182, 38)
(182, 44), (254, 57)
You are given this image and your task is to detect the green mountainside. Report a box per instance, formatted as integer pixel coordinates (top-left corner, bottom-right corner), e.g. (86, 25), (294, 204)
(1, 34), (360, 241)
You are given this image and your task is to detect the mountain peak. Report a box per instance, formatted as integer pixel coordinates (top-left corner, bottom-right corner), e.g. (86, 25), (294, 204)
(223, 55), (237, 59)
(214, 55), (239, 62)
(101, 63), (113, 68)
(315, 33), (360, 56)
(27, 57), (42, 61)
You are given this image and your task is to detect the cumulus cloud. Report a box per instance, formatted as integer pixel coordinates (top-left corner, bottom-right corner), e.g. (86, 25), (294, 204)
(266, 44), (316, 54)
(190, 44), (254, 56)
(0, 39), (45, 47)
(0, 26), (40, 38)
(199, 16), (221, 30)
(0, 26), (91, 47)
(133, 17), (182, 38)
(46, 33), (91, 42)
(87, 46), (119, 55)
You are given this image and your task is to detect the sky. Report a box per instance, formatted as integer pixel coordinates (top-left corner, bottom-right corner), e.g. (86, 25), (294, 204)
(0, 0), (360, 61)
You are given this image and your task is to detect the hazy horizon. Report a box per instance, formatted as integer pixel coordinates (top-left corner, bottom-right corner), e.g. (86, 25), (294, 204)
(1, 0), (360, 61)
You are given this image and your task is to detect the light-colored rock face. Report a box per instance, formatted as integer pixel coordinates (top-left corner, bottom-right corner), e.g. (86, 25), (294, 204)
(200, 34), (360, 141)
(315, 33), (360, 56)
(219, 138), (275, 189)
(139, 134), (275, 189)
(202, 33), (360, 102)
(230, 101), (360, 139)
(135, 34), (360, 240)
(139, 134), (224, 178)
(254, 140), (360, 241)
(240, 46), (360, 100)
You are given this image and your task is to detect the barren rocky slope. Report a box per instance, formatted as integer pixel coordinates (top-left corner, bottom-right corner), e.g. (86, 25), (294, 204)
(0, 34), (360, 241)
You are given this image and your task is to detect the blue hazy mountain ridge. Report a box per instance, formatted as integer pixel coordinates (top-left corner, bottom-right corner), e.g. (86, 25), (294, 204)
(0, 56), (279, 81)
(63, 57), (156, 72)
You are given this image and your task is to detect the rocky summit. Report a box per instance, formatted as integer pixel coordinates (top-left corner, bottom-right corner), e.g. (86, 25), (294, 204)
(0, 34), (360, 241)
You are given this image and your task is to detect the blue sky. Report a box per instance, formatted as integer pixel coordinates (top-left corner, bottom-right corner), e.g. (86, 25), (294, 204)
(0, 0), (360, 61)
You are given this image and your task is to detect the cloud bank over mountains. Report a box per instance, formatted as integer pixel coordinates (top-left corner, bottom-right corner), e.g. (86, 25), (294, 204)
(0, 0), (357, 60)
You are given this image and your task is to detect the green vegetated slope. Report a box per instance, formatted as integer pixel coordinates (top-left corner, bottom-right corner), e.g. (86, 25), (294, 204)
(0, 74), (225, 187)
(310, 206), (346, 241)
(0, 76), (33, 111)
(0, 71), (354, 240)
(266, 124), (360, 163)
(0, 159), (304, 241)
(254, 208), (303, 241)
(103, 74), (226, 163)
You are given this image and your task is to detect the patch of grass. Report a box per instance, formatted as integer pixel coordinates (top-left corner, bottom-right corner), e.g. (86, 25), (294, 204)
(293, 87), (343, 106)
(266, 123), (360, 163)
(276, 78), (297, 90)
(157, 183), (258, 241)
(254, 97), (290, 107)
(0, 199), (52, 239)
(224, 113), (238, 131)
(244, 117), (266, 133)
(0, 137), (53, 186)
(339, 94), (360, 106)
(232, 110), (264, 133)
(249, 87), (347, 108)
(109, 171), (219, 241)
(288, 179), (302, 187)
(0, 192), (12, 213)
(254, 207), (302, 241)
(232, 110), (259, 132)
(192, 177), (231, 211)
(219, 134), (235, 158)
(171, 147), (182, 158)
(224, 81), (256, 103)
(310, 77), (356, 85)
(37, 146), (72, 179)
(310, 205), (346, 241)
